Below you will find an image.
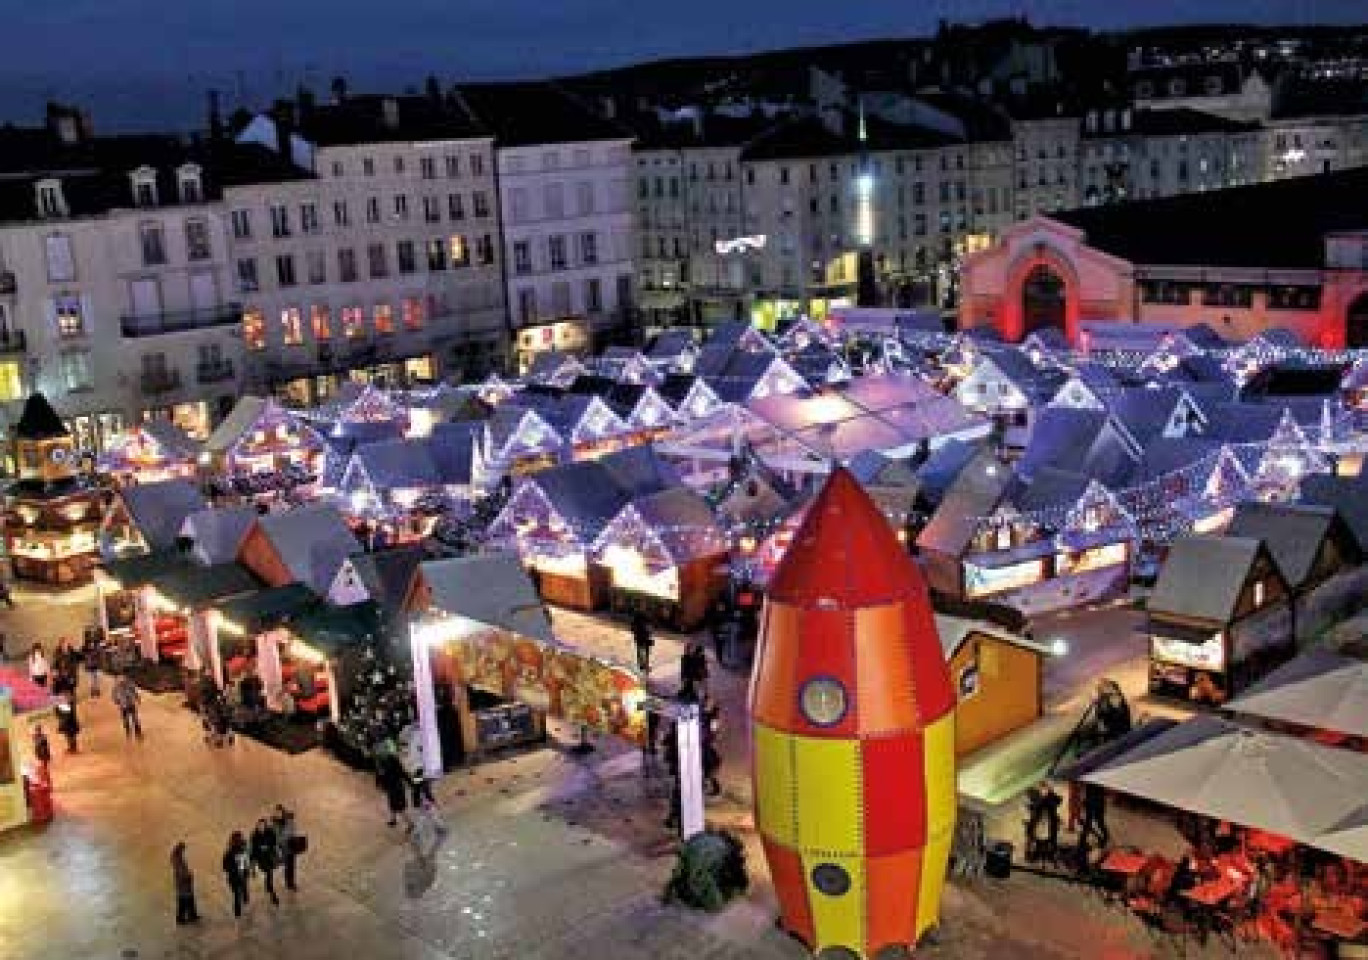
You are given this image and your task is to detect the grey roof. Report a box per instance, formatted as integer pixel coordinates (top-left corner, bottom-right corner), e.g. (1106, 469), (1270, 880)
(253, 505), (361, 595)
(916, 450), (1012, 557)
(604, 486), (726, 563)
(1130, 436), (1221, 483)
(646, 329), (697, 361)
(599, 444), (682, 495)
(1227, 650), (1368, 740)
(427, 422), (480, 485)
(1204, 403), (1307, 444)
(179, 506), (257, 565)
(418, 553), (553, 644)
(980, 347), (1061, 401)
(914, 438), (983, 508)
(1148, 534), (1267, 624)
(1018, 406), (1136, 483)
(349, 545), (427, 617)
(1225, 502), (1348, 590)
(1013, 467), (1091, 512)
(204, 396), (287, 454)
(116, 479), (207, 552)
(1300, 473), (1368, 554)
(140, 419), (202, 460)
(351, 438), (443, 489)
(847, 450), (918, 487)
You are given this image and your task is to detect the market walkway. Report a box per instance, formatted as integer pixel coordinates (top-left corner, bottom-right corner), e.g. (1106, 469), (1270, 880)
(0, 594), (1272, 960)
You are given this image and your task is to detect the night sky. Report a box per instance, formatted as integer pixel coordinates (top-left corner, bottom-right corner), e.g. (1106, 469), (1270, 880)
(2, 0), (1364, 129)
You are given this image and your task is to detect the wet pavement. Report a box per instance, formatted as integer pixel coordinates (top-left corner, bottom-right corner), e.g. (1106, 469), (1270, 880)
(0, 584), (1272, 960)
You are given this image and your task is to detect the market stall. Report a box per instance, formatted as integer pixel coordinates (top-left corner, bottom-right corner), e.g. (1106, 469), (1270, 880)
(211, 583), (321, 704)
(202, 396), (328, 500)
(484, 405), (563, 477)
(97, 419), (201, 485)
(99, 479), (207, 559)
(97, 551), (191, 662)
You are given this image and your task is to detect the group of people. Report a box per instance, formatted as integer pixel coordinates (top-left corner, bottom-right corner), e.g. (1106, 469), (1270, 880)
(214, 805), (304, 920)
(1023, 779), (1111, 871)
(372, 729), (447, 858)
(26, 634), (144, 757)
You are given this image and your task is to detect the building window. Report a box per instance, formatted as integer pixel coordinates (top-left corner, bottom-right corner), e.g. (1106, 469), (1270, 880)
(366, 197), (380, 223)
(396, 240), (416, 274)
(275, 254), (296, 287)
(420, 157), (436, 179)
(281, 307), (304, 345)
(476, 234), (494, 266)
(373, 303), (395, 335)
(185, 219), (211, 261)
(230, 209), (252, 239)
(270, 204), (291, 238)
(449, 235), (468, 267)
(330, 161), (344, 177)
(517, 288), (536, 324)
(543, 183), (564, 218)
(548, 235), (567, 270)
(513, 241), (532, 275)
(448, 193), (465, 220)
(394, 156), (405, 175)
(242, 307), (266, 350)
(311, 304), (332, 341)
(55, 295), (84, 337)
(140, 223), (166, 266)
(393, 194), (409, 219)
(1253, 580), (1266, 607)
(37, 182), (64, 217)
(133, 178), (157, 208)
(402, 297), (425, 331)
(576, 182), (594, 215)
(60, 350), (93, 391)
(585, 278), (602, 312)
(306, 250), (327, 285)
(235, 258), (259, 293)
(333, 201), (350, 227)
(423, 196), (441, 222)
(342, 306), (365, 339)
(300, 202), (319, 235)
(472, 191), (490, 218)
(362, 158), (375, 176)
(426, 239), (447, 271)
(578, 232), (597, 265)
(337, 248), (358, 283)
(44, 234), (75, 281)
(551, 281), (571, 316)
(445, 155), (460, 177)
(470, 154), (484, 176)
(367, 243), (388, 278)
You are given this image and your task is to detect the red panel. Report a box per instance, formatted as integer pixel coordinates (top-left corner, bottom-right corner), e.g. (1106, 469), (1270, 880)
(793, 607), (859, 738)
(751, 602), (804, 732)
(899, 602), (957, 722)
(866, 848), (924, 955)
(861, 733), (927, 854)
(761, 837), (815, 948)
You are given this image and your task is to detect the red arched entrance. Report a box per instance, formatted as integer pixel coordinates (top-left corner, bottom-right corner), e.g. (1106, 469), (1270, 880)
(1022, 265), (1066, 336)
(1348, 291), (1368, 349)
(998, 246), (1081, 344)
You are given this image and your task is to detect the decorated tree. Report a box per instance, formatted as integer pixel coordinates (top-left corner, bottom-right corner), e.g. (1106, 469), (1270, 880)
(334, 639), (416, 761)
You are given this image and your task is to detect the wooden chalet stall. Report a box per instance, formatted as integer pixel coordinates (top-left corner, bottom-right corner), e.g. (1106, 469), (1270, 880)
(934, 615), (1048, 759)
(202, 397), (328, 500)
(97, 419), (201, 485)
(1147, 535), (1295, 706)
(484, 404), (563, 477)
(338, 422), (484, 539)
(5, 394), (103, 585)
(516, 393), (630, 462)
(592, 486), (729, 630)
(100, 479), (207, 559)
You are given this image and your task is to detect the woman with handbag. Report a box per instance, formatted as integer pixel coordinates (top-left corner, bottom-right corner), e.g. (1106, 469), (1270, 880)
(273, 805), (305, 892)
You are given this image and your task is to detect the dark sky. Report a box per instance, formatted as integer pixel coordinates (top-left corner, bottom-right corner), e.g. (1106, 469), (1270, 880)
(1, 0), (1364, 129)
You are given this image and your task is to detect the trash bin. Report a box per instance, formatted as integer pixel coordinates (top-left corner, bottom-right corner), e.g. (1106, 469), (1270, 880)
(24, 764), (54, 824)
(985, 841), (1013, 879)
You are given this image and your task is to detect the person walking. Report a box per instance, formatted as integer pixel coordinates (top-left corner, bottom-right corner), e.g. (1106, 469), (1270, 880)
(27, 643), (48, 689)
(82, 629), (102, 698)
(221, 831), (251, 917)
(31, 724), (51, 767)
(1079, 781), (1110, 850)
(631, 610), (653, 676)
(54, 693), (80, 754)
(111, 674), (143, 740)
(171, 842), (200, 924)
(272, 805), (302, 892)
(250, 818), (280, 906)
(680, 642), (709, 697)
(377, 750), (412, 830)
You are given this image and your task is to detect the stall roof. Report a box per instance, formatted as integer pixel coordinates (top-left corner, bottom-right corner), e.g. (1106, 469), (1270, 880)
(217, 583), (320, 633)
(1147, 535), (1268, 624)
(252, 505), (361, 595)
(180, 506), (257, 565)
(602, 486), (727, 564)
(294, 601), (382, 658)
(349, 545), (426, 617)
(1300, 473), (1368, 554)
(204, 396), (270, 453)
(1226, 649), (1368, 740)
(916, 450), (1013, 557)
(1225, 502), (1351, 591)
(1081, 714), (1368, 862)
(102, 550), (185, 588)
(156, 563), (261, 609)
(417, 553), (553, 644)
(115, 479), (207, 552)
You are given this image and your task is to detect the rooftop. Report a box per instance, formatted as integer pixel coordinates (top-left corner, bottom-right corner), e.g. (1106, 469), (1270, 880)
(457, 82), (633, 148)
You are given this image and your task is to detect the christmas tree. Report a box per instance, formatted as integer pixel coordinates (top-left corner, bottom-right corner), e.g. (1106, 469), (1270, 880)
(334, 639), (415, 760)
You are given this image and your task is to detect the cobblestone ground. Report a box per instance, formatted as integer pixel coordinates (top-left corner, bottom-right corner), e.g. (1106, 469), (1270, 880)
(0, 586), (1274, 960)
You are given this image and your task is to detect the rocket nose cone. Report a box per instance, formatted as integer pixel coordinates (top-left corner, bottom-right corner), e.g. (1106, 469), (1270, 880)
(768, 467), (925, 608)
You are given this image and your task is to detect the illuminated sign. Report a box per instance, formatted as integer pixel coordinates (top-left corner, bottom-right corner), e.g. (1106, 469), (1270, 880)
(714, 235), (767, 255)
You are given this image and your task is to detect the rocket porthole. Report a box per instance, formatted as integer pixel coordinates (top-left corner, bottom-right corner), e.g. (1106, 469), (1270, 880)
(799, 676), (848, 726)
(810, 863), (851, 897)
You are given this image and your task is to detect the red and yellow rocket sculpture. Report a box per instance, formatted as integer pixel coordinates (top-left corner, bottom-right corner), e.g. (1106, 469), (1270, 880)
(750, 468), (956, 958)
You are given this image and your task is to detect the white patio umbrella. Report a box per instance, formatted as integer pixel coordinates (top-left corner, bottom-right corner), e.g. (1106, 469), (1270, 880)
(1226, 650), (1368, 740)
(1315, 802), (1368, 864)
(1081, 715), (1368, 852)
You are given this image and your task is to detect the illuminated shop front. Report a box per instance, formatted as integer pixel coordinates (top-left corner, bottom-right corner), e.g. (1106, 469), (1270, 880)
(515, 321), (589, 373)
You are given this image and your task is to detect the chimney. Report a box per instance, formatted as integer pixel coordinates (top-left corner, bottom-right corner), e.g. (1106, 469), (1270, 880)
(330, 76), (349, 105)
(381, 97), (400, 130)
(207, 89), (224, 142)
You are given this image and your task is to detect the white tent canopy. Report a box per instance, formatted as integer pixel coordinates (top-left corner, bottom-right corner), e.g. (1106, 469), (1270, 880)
(1226, 649), (1368, 740)
(1082, 715), (1368, 863)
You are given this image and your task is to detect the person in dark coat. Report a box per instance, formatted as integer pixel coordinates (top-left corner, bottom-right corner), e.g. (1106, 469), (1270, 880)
(222, 831), (251, 917)
(272, 805), (301, 892)
(630, 611), (653, 675)
(1079, 782), (1110, 849)
(377, 750), (411, 830)
(680, 642), (709, 696)
(171, 842), (200, 924)
(250, 818), (280, 906)
(54, 694), (81, 753)
(31, 724), (51, 766)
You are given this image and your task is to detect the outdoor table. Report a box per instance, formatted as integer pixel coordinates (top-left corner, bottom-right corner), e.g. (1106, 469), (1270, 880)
(1183, 876), (1243, 907)
(1246, 830), (1296, 855)
(1101, 850), (1149, 876)
(1313, 912), (1367, 941)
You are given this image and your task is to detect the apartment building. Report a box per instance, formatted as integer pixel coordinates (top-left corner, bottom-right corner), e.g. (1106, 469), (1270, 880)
(1009, 110), (1081, 221)
(458, 83), (634, 371)
(229, 92), (507, 403)
(0, 106), (294, 450)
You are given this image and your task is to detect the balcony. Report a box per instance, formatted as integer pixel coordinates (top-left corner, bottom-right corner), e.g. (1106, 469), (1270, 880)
(140, 368), (183, 396)
(196, 359), (236, 384)
(121, 303), (242, 338)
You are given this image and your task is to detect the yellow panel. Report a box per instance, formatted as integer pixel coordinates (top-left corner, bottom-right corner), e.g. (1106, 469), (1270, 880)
(916, 712), (957, 938)
(803, 853), (866, 954)
(752, 723), (797, 846)
(793, 735), (862, 856)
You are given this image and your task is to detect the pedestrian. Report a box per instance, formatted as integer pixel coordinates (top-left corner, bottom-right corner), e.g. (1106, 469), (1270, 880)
(31, 724), (51, 766)
(701, 694), (722, 797)
(1079, 781), (1110, 850)
(82, 629), (102, 697)
(661, 721), (681, 831)
(27, 643), (48, 689)
(630, 610), (653, 675)
(170, 842), (200, 924)
(54, 693), (80, 753)
(681, 642), (708, 695)
(272, 805), (302, 892)
(111, 674), (143, 740)
(0, 578), (14, 609)
(376, 750), (412, 830)
(221, 831), (251, 917)
(249, 817), (280, 906)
